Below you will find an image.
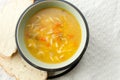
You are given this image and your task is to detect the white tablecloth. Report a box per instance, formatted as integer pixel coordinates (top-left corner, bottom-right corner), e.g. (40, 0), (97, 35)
(0, 0), (120, 80)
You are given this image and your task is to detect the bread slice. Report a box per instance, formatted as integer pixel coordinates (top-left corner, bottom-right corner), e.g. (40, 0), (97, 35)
(0, 0), (33, 57)
(0, 0), (47, 79)
(0, 52), (47, 80)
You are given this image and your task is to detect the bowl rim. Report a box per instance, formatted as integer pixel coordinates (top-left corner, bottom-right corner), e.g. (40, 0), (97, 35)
(15, 0), (89, 71)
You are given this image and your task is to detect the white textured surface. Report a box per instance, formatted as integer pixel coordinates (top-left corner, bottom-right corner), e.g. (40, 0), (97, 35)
(0, 67), (15, 80)
(0, 0), (120, 80)
(52, 0), (120, 80)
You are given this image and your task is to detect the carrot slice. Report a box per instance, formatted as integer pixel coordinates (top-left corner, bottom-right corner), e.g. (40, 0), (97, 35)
(67, 34), (74, 39)
(55, 22), (61, 27)
(39, 37), (46, 41)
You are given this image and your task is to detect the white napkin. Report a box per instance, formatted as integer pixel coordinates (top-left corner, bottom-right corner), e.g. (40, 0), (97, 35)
(0, 0), (120, 80)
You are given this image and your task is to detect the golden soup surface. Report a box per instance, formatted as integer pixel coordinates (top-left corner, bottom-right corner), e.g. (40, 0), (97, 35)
(24, 7), (82, 64)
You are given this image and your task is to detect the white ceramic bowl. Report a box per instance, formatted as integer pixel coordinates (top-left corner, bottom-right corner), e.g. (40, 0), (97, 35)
(15, 0), (89, 71)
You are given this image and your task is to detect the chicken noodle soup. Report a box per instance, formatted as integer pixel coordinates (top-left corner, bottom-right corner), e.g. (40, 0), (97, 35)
(24, 7), (82, 64)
